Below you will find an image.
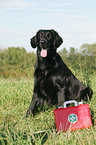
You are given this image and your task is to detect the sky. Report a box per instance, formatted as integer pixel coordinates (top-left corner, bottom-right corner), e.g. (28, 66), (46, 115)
(0, 0), (96, 52)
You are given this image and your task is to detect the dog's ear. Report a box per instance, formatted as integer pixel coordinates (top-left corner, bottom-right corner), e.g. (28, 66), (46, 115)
(30, 35), (37, 48)
(51, 29), (63, 50)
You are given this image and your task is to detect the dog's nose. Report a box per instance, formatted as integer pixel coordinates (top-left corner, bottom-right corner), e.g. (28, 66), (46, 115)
(41, 40), (45, 45)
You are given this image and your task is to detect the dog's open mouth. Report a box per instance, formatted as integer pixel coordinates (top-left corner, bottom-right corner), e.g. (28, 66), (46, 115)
(41, 49), (47, 57)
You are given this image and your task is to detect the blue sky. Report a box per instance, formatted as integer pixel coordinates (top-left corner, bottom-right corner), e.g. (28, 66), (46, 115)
(0, 0), (96, 52)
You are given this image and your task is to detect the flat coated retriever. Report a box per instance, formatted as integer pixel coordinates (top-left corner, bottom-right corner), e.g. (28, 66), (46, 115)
(26, 29), (93, 117)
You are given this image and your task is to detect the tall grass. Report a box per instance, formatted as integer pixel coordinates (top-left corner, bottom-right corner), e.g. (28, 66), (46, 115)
(0, 75), (96, 145)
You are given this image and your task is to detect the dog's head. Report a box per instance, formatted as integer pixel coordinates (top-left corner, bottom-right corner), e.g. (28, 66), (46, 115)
(30, 29), (63, 58)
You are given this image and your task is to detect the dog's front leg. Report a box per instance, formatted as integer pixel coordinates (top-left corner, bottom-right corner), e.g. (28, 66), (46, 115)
(26, 93), (39, 117)
(57, 88), (65, 107)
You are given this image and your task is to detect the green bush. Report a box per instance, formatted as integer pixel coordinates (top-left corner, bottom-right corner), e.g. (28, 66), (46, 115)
(0, 47), (36, 78)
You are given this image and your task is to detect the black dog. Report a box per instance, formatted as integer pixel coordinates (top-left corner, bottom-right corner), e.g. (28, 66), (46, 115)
(26, 29), (93, 117)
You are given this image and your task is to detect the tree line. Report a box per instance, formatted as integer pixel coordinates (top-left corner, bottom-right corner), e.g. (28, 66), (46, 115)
(0, 43), (96, 79)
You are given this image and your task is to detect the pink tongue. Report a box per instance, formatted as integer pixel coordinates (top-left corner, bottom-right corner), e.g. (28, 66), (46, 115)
(41, 49), (47, 57)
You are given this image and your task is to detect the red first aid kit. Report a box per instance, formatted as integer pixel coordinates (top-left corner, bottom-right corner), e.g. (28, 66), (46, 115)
(54, 100), (92, 132)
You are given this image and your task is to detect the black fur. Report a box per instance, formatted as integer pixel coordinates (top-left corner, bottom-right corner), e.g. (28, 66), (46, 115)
(26, 29), (93, 117)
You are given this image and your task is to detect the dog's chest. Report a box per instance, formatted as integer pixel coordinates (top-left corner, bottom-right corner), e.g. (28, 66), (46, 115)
(35, 67), (54, 87)
(35, 68), (55, 97)
(35, 68), (50, 82)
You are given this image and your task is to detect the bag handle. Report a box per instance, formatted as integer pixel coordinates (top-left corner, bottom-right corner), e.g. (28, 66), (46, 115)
(64, 100), (78, 108)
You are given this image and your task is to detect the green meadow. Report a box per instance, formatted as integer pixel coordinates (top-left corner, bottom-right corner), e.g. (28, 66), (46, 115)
(0, 75), (96, 145)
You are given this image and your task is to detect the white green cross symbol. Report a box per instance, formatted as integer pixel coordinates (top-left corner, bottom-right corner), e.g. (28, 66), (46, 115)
(68, 114), (78, 123)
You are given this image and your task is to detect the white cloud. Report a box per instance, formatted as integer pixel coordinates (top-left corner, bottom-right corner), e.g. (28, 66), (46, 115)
(65, 14), (87, 18)
(0, 0), (34, 9)
(0, 26), (9, 32)
(48, 3), (78, 7)
(42, 13), (87, 19)
(0, 11), (3, 14)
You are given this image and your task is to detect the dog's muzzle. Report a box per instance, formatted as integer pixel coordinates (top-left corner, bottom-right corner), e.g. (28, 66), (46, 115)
(40, 40), (46, 48)
(40, 40), (47, 48)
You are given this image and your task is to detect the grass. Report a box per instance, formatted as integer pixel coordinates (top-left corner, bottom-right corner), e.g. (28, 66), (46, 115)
(0, 75), (96, 145)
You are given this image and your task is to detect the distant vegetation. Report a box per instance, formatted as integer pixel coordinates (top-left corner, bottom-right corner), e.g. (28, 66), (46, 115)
(0, 47), (36, 78)
(0, 43), (96, 79)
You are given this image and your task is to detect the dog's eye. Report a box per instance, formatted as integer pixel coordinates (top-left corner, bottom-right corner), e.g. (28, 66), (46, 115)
(47, 32), (51, 40)
(40, 32), (43, 39)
